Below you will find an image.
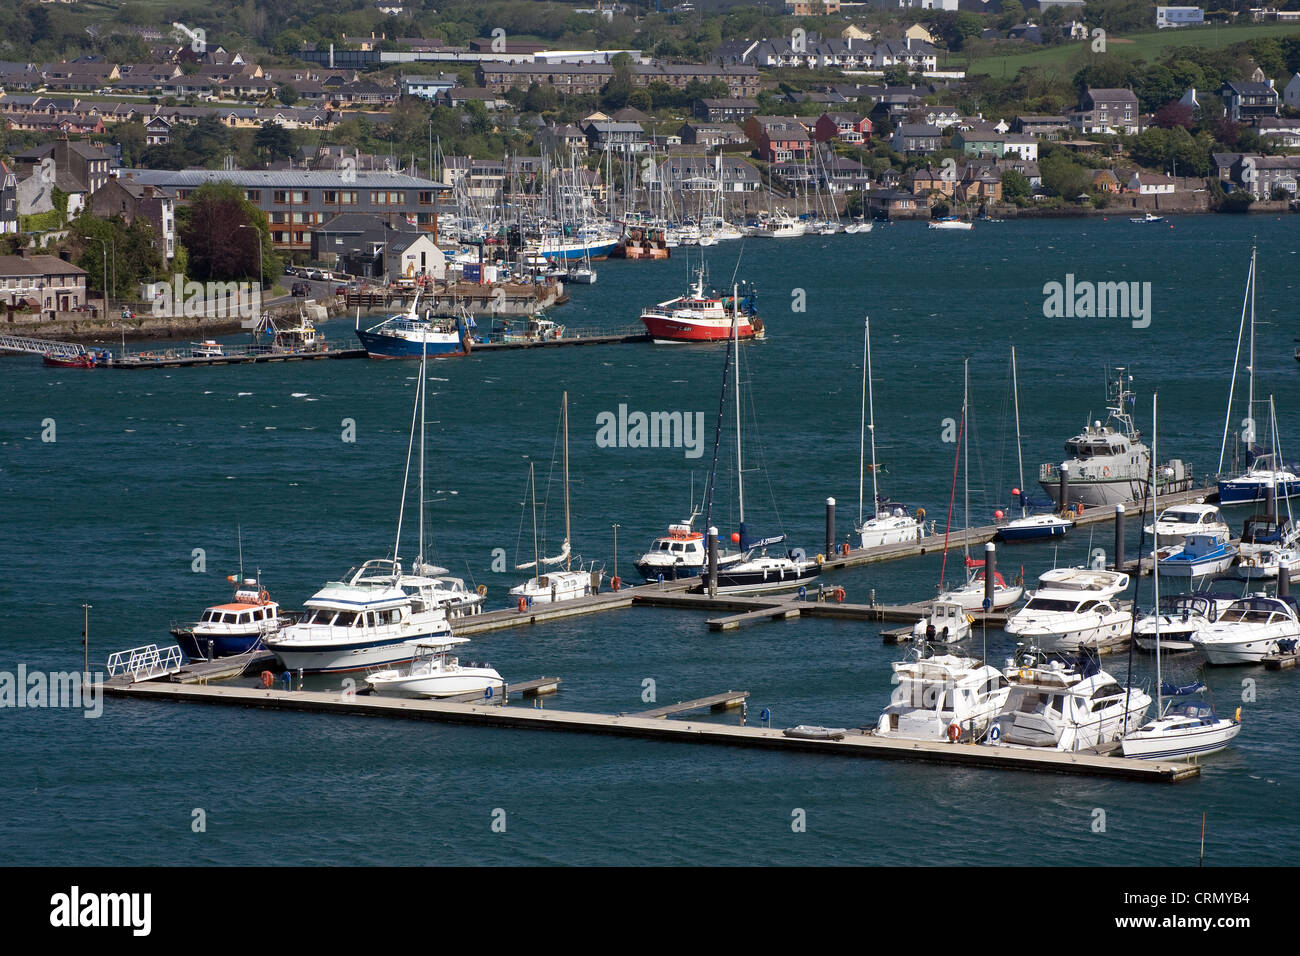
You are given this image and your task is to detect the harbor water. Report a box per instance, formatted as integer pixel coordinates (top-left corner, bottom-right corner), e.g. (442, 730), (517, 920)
(2, 214), (1299, 865)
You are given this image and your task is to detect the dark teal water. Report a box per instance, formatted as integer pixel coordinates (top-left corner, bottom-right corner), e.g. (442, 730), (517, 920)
(3, 215), (1299, 865)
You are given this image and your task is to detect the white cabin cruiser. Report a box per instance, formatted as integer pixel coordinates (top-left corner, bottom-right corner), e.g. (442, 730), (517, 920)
(634, 520), (745, 582)
(987, 657), (1151, 751)
(265, 560), (453, 674)
(936, 558), (1024, 612)
(364, 638), (504, 699)
(1039, 369), (1192, 508)
(1003, 568), (1132, 652)
(1145, 504), (1229, 544)
(1133, 593), (1239, 653)
(1155, 532), (1238, 580)
(1191, 595), (1300, 664)
(1235, 514), (1300, 580)
(910, 599), (973, 644)
(875, 648), (1011, 743)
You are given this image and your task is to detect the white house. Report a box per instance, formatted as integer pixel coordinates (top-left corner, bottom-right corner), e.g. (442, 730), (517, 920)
(384, 233), (446, 282)
(1285, 73), (1300, 110)
(1129, 173), (1175, 195)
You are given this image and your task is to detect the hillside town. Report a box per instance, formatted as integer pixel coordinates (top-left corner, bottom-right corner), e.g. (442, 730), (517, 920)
(0, 0), (1298, 321)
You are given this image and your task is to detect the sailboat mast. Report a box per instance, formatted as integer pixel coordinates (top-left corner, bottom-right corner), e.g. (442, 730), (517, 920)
(866, 316), (881, 521)
(858, 317), (868, 525)
(418, 336), (426, 566)
(530, 461), (539, 578)
(734, 301), (744, 526)
(1248, 245), (1256, 455)
(963, 358), (970, 558)
(1153, 392), (1162, 715)
(1012, 347), (1025, 517)
(1218, 245), (1255, 474)
(563, 391), (571, 572)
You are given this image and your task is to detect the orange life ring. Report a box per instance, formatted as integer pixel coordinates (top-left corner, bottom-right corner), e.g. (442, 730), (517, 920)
(1102, 466), (1110, 477)
(840, 542), (850, 556)
(947, 722), (961, 742)
(611, 575), (621, 592)
(1076, 502), (1085, 516)
(260, 670), (274, 688)
(517, 596), (527, 613)
(833, 586), (846, 603)
(258, 590), (270, 604)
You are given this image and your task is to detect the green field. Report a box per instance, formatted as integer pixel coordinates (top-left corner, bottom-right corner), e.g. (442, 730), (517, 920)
(958, 23), (1300, 77)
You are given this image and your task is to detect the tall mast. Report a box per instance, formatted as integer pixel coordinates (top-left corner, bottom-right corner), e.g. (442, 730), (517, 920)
(1012, 346), (1025, 518)
(530, 461), (539, 579)
(866, 316), (880, 521)
(418, 334), (426, 566)
(858, 316), (868, 525)
(1153, 392), (1162, 716)
(1218, 245), (1255, 474)
(962, 357), (970, 559)
(1248, 245), (1256, 454)
(734, 300), (744, 526)
(563, 391), (571, 571)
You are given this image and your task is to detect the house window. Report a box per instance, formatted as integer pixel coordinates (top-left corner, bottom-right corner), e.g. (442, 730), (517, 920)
(245, 190), (261, 203)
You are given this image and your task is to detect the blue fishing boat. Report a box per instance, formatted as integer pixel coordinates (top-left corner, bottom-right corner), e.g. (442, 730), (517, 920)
(355, 289), (472, 359)
(1156, 532), (1238, 579)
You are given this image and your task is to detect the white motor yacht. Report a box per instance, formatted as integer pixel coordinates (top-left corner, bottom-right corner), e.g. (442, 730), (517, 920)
(875, 648), (1011, 742)
(1133, 593), (1239, 652)
(987, 657), (1151, 751)
(1003, 568), (1132, 652)
(1191, 594), (1300, 664)
(1144, 503), (1229, 544)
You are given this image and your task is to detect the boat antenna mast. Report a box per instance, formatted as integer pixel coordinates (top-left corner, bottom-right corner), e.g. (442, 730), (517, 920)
(1217, 244), (1255, 475)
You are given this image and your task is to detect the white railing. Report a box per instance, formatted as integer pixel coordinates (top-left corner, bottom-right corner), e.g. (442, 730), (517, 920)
(106, 644), (183, 682)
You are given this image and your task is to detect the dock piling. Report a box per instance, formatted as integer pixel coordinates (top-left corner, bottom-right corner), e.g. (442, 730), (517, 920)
(983, 542), (996, 611)
(707, 525), (719, 597)
(825, 497), (836, 557)
(1114, 504), (1126, 572)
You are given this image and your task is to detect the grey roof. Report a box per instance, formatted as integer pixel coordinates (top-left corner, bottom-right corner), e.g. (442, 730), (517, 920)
(119, 169), (447, 189)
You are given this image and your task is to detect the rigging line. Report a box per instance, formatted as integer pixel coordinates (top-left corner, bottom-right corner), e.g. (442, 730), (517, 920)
(1124, 446), (1155, 733)
(702, 311), (736, 547)
(937, 405), (966, 593)
(392, 365), (423, 567)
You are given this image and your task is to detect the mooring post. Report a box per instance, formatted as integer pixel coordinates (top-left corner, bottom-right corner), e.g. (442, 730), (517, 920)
(983, 542), (996, 611)
(1059, 465), (1070, 516)
(1114, 504), (1125, 572)
(1280, 567), (1291, 599)
(1267, 480), (1276, 520)
(825, 497), (835, 557)
(707, 525), (719, 597)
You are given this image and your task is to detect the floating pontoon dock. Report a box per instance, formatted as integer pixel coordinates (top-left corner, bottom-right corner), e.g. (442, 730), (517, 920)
(98, 680), (1199, 783)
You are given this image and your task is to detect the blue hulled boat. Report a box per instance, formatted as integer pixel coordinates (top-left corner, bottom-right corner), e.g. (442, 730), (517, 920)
(355, 289), (472, 359)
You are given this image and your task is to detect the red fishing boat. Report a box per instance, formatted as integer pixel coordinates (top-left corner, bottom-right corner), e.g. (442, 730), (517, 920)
(42, 348), (108, 368)
(639, 266), (764, 344)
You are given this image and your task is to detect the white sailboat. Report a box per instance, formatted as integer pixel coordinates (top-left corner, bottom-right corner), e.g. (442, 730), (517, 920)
(511, 392), (604, 605)
(855, 316), (928, 549)
(1217, 245), (1300, 504)
(1124, 395), (1242, 759)
(935, 359), (1023, 611)
(703, 303), (819, 594)
(999, 347), (1073, 542)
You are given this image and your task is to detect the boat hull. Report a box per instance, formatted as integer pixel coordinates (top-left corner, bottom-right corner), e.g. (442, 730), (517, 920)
(266, 632), (444, 674)
(1217, 479), (1300, 504)
(640, 313), (762, 343)
(171, 628), (264, 660)
(1121, 718), (1239, 759)
(356, 329), (467, 359)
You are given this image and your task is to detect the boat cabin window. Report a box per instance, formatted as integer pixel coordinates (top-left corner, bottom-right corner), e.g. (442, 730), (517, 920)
(334, 610), (357, 627)
(221, 613), (237, 624)
(658, 541), (671, 551)
(237, 612), (251, 625)
(1077, 600), (1097, 614)
(671, 543), (685, 553)
(1090, 684), (1122, 711)
(201, 611), (215, 623)
(1023, 597), (1079, 613)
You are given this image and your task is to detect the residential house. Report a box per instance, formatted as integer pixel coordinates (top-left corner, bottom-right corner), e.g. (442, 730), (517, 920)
(385, 233), (447, 283)
(536, 123), (589, 156)
(584, 122), (647, 151)
(1238, 155), (1300, 198)
(0, 162), (16, 235)
(695, 98), (759, 123)
(813, 112), (873, 144)
(1014, 115), (1071, 138)
(1285, 73), (1300, 110)
(1091, 169), (1122, 193)
(651, 155), (761, 193)
(915, 106), (960, 129)
(1255, 117), (1300, 148)
(310, 211), (419, 273)
(444, 88), (508, 111)
(1128, 172), (1175, 194)
(678, 123), (748, 148)
(864, 188), (921, 218)
(89, 178), (177, 260)
(401, 73), (458, 99)
(958, 163), (1002, 203)
(1073, 88), (1140, 135)
(0, 254), (88, 312)
(892, 123), (942, 155)
(145, 116), (172, 145)
(910, 165), (956, 199)
(818, 153), (872, 193)
(1220, 79), (1279, 123)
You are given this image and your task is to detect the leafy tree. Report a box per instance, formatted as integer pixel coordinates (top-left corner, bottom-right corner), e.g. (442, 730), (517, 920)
(1001, 169), (1031, 202)
(70, 212), (163, 300)
(176, 181), (275, 284)
(278, 84), (299, 106)
(254, 122), (295, 162)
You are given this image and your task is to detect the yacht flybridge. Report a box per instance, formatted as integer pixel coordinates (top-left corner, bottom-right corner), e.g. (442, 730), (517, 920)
(1039, 368), (1192, 509)
(1002, 567), (1132, 652)
(874, 645), (1010, 742)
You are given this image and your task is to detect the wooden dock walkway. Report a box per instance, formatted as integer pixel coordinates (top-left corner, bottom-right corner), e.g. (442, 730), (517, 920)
(638, 691), (749, 718)
(439, 676), (562, 703)
(96, 680), (1199, 783)
(112, 348), (366, 369)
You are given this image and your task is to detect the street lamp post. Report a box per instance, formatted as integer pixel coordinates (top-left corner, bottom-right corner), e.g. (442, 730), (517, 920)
(89, 236), (109, 316)
(238, 223), (264, 289)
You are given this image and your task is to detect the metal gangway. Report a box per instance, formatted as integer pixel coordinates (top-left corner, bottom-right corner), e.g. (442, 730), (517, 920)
(106, 644), (183, 682)
(0, 332), (85, 359)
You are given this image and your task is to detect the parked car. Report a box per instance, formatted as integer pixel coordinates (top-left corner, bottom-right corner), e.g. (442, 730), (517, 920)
(291, 282), (309, 297)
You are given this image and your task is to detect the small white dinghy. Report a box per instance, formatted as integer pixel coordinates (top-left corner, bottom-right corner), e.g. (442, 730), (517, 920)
(365, 638), (504, 699)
